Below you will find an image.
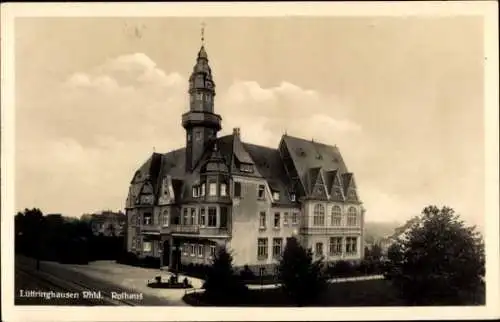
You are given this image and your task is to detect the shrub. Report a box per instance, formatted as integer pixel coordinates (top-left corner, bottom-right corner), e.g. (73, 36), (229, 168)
(327, 260), (353, 278)
(239, 265), (256, 281)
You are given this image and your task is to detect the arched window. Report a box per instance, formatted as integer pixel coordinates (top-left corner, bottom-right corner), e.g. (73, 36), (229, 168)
(313, 204), (325, 226)
(347, 207), (357, 226)
(331, 206), (342, 226)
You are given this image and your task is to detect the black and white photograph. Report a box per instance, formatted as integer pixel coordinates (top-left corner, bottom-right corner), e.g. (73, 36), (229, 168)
(1, 2), (499, 321)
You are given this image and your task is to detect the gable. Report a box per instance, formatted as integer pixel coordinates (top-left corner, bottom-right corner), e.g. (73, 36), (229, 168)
(282, 135), (349, 198)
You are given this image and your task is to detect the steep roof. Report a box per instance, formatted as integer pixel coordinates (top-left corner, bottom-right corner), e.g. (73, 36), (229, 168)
(282, 134), (348, 176)
(128, 132), (355, 205)
(281, 134), (349, 196)
(243, 142), (295, 205)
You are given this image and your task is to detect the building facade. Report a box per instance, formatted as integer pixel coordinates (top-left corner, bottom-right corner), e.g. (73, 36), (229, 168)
(125, 41), (365, 273)
(81, 210), (126, 237)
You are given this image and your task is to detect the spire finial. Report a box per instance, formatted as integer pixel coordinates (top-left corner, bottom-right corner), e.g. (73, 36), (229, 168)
(201, 21), (206, 46)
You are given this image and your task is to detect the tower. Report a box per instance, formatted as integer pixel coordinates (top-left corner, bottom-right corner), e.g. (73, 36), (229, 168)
(182, 24), (222, 172)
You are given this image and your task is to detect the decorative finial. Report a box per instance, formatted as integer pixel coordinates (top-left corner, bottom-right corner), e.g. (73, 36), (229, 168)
(153, 146), (156, 153)
(201, 21), (206, 46)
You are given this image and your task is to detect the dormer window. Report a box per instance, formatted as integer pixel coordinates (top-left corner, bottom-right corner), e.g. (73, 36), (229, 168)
(272, 192), (280, 201)
(290, 193), (296, 202)
(201, 183), (206, 196)
(240, 163), (254, 173)
(192, 186), (198, 198)
(257, 185), (265, 199)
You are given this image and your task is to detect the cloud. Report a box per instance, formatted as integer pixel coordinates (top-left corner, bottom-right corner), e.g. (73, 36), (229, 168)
(16, 52), (483, 230)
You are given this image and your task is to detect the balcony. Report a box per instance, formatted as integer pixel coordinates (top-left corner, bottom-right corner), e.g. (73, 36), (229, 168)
(169, 225), (231, 237)
(141, 224), (160, 235)
(171, 225), (200, 234)
(181, 111), (221, 130)
(299, 227), (361, 235)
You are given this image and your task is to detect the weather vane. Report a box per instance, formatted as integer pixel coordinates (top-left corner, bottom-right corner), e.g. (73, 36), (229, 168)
(201, 21), (206, 46)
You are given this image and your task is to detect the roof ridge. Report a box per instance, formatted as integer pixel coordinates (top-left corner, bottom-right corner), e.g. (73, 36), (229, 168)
(283, 134), (338, 149)
(242, 141), (278, 151)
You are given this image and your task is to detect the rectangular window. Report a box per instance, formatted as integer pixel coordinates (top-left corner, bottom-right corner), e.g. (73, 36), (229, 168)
(162, 211), (169, 227)
(290, 193), (296, 202)
(190, 244), (196, 257)
(292, 212), (298, 225)
(220, 183), (227, 197)
(209, 245), (217, 258)
(259, 212), (266, 229)
(283, 212), (289, 225)
(197, 245), (204, 258)
(272, 238), (283, 258)
(220, 207), (228, 229)
(234, 182), (241, 197)
(315, 242), (324, 257)
(257, 238), (268, 259)
(240, 163), (254, 173)
(274, 213), (280, 229)
(182, 244), (188, 256)
(258, 185), (265, 199)
(183, 209), (188, 225)
(199, 208), (206, 226)
(329, 237), (342, 256)
(201, 184), (206, 196)
(208, 207), (217, 227)
(346, 237), (358, 255)
(190, 208), (196, 225)
(192, 186), (198, 198)
(272, 192), (280, 201)
(143, 213), (152, 225)
(209, 183), (217, 196)
(143, 241), (152, 252)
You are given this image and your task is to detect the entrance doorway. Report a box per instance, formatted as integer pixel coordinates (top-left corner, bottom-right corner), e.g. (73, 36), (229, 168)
(162, 240), (170, 267)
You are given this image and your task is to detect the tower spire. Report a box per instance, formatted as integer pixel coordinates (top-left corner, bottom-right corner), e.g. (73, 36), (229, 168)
(201, 21), (205, 46)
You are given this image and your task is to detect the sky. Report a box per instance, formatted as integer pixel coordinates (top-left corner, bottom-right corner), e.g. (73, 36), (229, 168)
(14, 16), (485, 228)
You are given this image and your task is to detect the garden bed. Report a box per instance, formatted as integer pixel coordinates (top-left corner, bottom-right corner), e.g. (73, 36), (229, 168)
(147, 282), (192, 289)
(147, 276), (193, 289)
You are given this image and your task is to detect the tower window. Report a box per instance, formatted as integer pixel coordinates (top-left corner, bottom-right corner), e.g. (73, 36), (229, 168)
(209, 183), (217, 196)
(220, 183), (227, 197)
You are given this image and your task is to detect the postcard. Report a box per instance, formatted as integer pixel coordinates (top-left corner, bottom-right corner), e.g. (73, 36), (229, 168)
(1, 1), (499, 321)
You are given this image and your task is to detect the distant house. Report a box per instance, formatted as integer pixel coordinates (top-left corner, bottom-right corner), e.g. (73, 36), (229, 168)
(81, 211), (126, 237)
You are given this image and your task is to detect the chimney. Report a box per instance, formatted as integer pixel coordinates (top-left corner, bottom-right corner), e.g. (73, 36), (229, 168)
(233, 127), (241, 138)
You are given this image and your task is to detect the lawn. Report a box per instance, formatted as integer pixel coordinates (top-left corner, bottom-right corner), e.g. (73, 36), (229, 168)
(184, 278), (486, 307)
(184, 279), (406, 306)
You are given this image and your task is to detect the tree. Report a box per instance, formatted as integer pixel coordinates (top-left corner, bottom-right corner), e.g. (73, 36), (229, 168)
(277, 237), (328, 306)
(369, 243), (383, 260)
(202, 246), (247, 304)
(387, 206), (485, 305)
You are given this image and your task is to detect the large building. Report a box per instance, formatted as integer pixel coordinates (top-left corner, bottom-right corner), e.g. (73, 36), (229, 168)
(125, 38), (365, 273)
